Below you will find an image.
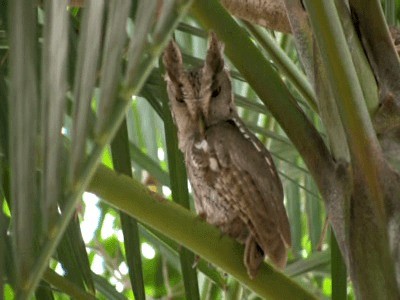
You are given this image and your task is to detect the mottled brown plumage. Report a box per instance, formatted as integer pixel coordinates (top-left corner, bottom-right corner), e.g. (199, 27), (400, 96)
(163, 32), (291, 278)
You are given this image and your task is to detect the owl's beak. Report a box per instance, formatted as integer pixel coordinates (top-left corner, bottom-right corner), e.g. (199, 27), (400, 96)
(198, 114), (206, 137)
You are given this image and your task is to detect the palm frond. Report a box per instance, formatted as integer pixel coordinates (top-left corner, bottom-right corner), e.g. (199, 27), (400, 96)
(3, 0), (399, 299)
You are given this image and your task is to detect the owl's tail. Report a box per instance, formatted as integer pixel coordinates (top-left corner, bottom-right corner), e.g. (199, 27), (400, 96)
(244, 234), (288, 279)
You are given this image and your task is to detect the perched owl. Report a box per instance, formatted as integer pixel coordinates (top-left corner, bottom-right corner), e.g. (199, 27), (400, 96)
(163, 32), (291, 278)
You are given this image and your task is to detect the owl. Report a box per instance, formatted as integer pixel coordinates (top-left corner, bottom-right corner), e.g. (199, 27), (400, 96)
(163, 32), (291, 278)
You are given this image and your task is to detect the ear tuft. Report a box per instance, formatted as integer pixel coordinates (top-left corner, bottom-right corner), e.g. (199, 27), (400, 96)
(205, 32), (225, 74)
(163, 39), (183, 82)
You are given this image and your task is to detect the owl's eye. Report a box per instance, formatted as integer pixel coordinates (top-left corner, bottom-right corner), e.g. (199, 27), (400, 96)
(211, 86), (221, 98)
(176, 83), (185, 103)
(176, 96), (185, 103)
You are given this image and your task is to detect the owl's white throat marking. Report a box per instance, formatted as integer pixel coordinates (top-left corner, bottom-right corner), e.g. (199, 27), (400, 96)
(194, 139), (209, 152)
(209, 157), (219, 171)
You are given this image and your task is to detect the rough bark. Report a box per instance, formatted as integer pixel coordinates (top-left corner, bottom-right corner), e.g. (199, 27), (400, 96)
(220, 0), (291, 33)
(69, 0), (84, 7)
(68, 0), (292, 33)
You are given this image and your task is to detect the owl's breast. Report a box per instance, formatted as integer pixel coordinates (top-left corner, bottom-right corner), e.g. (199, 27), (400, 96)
(185, 138), (222, 185)
(184, 138), (249, 242)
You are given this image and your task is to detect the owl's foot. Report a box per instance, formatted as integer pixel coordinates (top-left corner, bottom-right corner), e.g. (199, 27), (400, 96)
(192, 256), (216, 270)
(197, 211), (207, 221)
(192, 255), (201, 268)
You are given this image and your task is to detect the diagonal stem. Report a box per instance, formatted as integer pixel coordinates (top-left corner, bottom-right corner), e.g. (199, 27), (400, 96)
(88, 164), (318, 300)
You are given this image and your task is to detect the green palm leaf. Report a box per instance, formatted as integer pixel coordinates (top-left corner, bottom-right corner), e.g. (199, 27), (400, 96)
(2, 0), (400, 299)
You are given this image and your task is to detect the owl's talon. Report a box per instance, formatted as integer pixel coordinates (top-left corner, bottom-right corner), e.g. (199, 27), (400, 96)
(197, 212), (207, 221)
(192, 255), (201, 268)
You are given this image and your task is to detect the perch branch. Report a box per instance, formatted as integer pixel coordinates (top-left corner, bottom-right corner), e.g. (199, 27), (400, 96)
(88, 165), (317, 300)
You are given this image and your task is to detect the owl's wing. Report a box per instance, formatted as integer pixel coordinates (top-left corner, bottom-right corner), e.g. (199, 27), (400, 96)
(207, 120), (291, 267)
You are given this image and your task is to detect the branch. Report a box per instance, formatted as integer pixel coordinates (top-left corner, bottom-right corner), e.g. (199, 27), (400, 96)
(302, 0), (386, 219)
(244, 22), (318, 112)
(220, 0), (291, 33)
(282, 0), (314, 82)
(348, 0), (400, 133)
(283, 0), (351, 163)
(68, 0), (84, 7)
(87, 165), (318, 300)
(69, 0), (292, 33)
(303, 0), (398, 298)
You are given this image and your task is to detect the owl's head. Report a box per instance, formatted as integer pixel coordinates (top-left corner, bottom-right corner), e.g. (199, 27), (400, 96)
(163, 32), (235, 149)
